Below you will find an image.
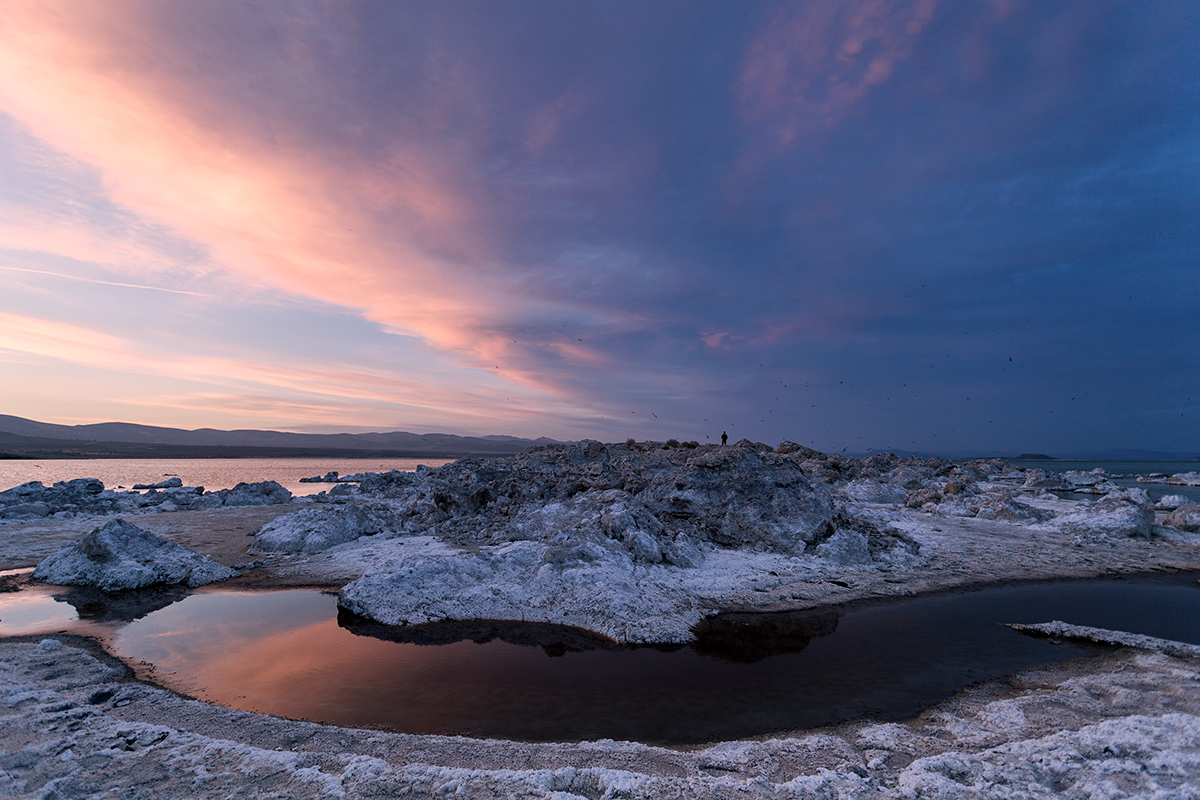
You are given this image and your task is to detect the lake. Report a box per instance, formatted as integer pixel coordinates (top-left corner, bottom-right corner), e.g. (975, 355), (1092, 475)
(0, 457), (456, 496)
(3, 571), (1197, 744)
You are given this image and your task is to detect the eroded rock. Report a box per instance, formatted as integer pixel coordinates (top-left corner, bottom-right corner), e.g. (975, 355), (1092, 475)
(1163, 504), (1200, 533)
(1052, 488), (1154, 539)
(32, 519), (238, 590)
(251, 504), (395, 554)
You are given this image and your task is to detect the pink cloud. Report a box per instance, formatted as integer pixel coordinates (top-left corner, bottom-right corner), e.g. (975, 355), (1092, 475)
(737, 0), (938, 148)
(0, 2), (547, 367)
(0, 312), (134, 365)
(0, 308), (602, 433)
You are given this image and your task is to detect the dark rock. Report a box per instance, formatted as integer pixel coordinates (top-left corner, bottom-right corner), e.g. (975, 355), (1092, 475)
(132, 478), (183, 490)
(213, 481), (292, 507)
(905, 489), (942, 508)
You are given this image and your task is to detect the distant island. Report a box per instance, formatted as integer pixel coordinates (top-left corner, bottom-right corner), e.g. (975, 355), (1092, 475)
(0, 414), (562, 460)
(1013, 453), (1056, 460)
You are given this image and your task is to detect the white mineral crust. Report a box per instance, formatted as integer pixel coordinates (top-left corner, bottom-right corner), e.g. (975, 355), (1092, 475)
(32, 518), (237, 590)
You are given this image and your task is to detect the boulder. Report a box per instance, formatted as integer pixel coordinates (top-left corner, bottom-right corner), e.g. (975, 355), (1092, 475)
(1167, 471), (1200, 486)
(1163, 504), (1200, 533)
(338, 539), (699, 644)
(814, 529), (872, 565)
(904, 489), (942, 509)
(974, 494), (1055, 523)
(32, 519), (238, 590)
(840, 479), (908, 505)
(1063, 470), (1105, 487)
(213, 481), (292, 507)
(251, 505), (394, 554)
(1155, 494), (1191, 510)
(1053, 489), (1154, 539)
(132, 477), (183, 490)
(1022, 469), (1070, 491)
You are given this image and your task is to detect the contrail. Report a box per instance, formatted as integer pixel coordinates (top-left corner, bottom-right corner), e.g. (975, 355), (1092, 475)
(0, 265), (214, 297)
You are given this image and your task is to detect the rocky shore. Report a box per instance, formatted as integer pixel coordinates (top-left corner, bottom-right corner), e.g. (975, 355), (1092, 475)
(1, 632), (1196, 798)
(2, 440), (1199, 797)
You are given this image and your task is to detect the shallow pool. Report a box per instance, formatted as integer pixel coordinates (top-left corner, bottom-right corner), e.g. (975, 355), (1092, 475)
(2, 572), (1198, 744)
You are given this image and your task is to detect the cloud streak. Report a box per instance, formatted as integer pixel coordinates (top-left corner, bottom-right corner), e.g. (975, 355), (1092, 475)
(0, 1), (1195, 452)
(0, 265), (212, 297)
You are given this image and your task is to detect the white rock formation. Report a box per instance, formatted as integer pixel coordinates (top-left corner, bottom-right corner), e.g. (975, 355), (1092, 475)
(1007, 620), (1200, 658)
(31, 519), (237, 590)
(332, 446), (922, 643)
(251, 505), (395, 554)
(1164, 503), (1200, 533)
(1050, 488), (1154, 539)
(1156, 494), (1192, 510)
(839, 478), (908, 504)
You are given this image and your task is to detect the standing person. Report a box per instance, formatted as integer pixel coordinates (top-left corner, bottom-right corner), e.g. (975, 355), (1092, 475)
(721, 431), (728, 446)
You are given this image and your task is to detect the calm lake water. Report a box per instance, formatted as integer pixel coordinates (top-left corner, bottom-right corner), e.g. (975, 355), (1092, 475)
(1006, 460), (1200, 503)
(1007, 459), (1200, 476)
(3, 572), (1198, 743)
(0, 457), (456, 496)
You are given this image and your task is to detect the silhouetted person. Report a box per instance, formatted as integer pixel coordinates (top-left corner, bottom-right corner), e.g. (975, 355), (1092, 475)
(721, 431), (728, 446)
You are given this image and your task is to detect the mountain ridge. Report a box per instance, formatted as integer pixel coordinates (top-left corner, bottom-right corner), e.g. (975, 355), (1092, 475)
(0, 415), (564, 458)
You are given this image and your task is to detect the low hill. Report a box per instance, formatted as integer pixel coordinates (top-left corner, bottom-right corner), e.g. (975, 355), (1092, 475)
(0, 415), (562, 459)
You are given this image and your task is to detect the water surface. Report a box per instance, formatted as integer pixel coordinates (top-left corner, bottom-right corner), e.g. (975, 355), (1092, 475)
(3, 572), (1197, 743)
(0, 457), (454, 496)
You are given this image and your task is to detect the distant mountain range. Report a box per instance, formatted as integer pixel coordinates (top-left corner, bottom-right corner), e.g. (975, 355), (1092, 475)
(2, 414), (1194, 462)
(0, 415), (563, 459)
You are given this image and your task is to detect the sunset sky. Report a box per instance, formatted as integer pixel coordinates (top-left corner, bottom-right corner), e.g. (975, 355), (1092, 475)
(0, 1), (1196, 454)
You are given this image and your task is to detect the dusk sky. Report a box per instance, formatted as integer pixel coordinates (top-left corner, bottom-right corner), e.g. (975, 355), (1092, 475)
(0, 1), (1196, 454)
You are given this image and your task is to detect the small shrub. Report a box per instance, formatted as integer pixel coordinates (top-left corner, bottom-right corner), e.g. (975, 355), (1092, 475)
(682, 441), (699, 449)
(665, 438), (680, 448)
(625, 438), (637, 447)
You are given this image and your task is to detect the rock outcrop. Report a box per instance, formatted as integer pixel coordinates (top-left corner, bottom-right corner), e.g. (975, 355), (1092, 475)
(251, 504), (395, 554)
(0, 479), (292, 519)
(32, 519), (238, 590)
(1155, 494), (1192, 510)
(333, 441), (930, 642)
(213, 481), (292, 507)
(1163, 504), (1200, 533)
(1052, 488), (1155, 539)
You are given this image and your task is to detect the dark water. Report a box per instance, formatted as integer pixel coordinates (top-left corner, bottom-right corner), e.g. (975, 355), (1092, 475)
(2, 573), (1198, 744)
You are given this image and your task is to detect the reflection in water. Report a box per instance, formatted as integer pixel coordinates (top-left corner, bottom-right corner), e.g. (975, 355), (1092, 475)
(2, 573), (1199, 744)
(691, 608), (841, 663)
(53, 585), (189, 623)
(337, 611), (627, 657)
(0, 588), (78, 634)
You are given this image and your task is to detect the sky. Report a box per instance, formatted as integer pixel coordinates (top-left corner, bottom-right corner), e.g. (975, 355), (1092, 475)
(0, 1), (1196, 455)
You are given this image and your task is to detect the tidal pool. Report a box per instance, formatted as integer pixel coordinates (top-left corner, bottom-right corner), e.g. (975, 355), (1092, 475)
(2, 572), (1198, 744)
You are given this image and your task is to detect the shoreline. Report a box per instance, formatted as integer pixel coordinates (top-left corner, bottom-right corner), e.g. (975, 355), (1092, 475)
(2, 631), (1197, 797)
(3, 444), (1199, 796)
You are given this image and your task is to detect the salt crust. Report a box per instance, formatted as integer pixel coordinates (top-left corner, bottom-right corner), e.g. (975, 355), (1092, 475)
(247, 443), (1194, 644)
(1, 638), (1197, 798)
(31, 519), (237, 590)
(1008, 620), (1200, 659)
